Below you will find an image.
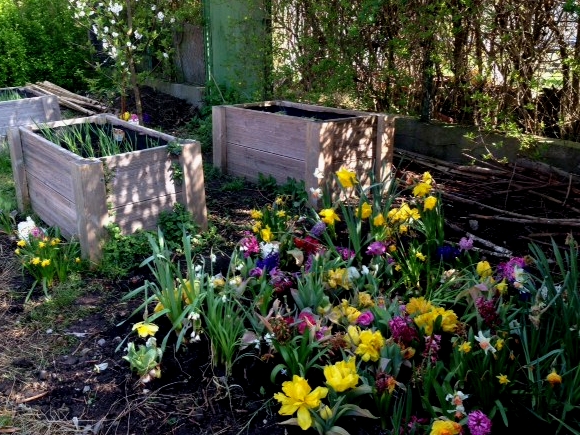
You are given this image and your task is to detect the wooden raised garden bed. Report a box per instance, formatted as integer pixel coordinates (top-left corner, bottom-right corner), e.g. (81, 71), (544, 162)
(0, 87), (61, 138)
(212, 101), (394, 191)
(8, 114), (207, 262)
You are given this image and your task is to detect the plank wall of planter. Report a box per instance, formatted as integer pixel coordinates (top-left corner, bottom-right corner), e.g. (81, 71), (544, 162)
(0, 87), (61, 138)
(213, 101), (394, 196)
(8, 114), (207, 262)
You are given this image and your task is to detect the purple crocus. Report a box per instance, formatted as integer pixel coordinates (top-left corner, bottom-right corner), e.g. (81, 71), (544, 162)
(310, 222), (326, 238)
(459, 236), (474, 251)
(467, 410), (492, 435)
(367, 241), (387, 256)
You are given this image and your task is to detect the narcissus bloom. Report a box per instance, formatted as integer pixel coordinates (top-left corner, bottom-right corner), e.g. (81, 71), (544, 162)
(355, 329), (385, 362)
(336, 167), (358, 188)
(546, 369), (562, 386)
(424, 196), (438, 210)
(413, 182), (432, 198)
(273, 375), (328, 430)
(497, 374), (510, 385)
(406, 297), (434, 315)
(458, 341), (472, 353)
(357, 202), (372, 219)
(323, 357), (359, 392)
(373, 213), (386, 227)
(260, 226), (273, 242)
(475, 330), (496, 355)
(319, 208), (341, 226)
(132, 322), (159, 338)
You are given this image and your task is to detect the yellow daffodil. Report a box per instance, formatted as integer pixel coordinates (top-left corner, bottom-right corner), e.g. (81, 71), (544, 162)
(546, 369), (562, 386)
(41, 259), (50, 267)
(496, 278), (508, 295)
(338, 299), (361, 323)
(496, 338), (505, 351)
(345, 325), (361, 346)
(31, 257), (41, 265)
(424, 196), (437, 211)
(357, 202), (372, 219)
(430, 419), (461, 435)
(497, 374), (510, 385)
(260, 226), (273, 242)
(324, 357), (359, 392)
(75, 257), (81, 263)
(319, 208), (341, 226)
(275, 196), (284, 205)
(413, 182), (432, 198)
(355, 329), (385, 362)
(15, 249), (20, 255)
(358, 292), (375, 308)
(276, 210), (286, 218)
(406, 297), (433, 315)
(273, 375), (328, 430)
(250, 209), (263, 220)
(476, 261), (493, 278)
(413, 307), (457, 335)
(327, 268), (350, 290)
(17, 240), (27, 247)
(335, 167), (358, 188)
(38, 241), (46, 248)
(458, 341), (472, 353)
(373, 213), (386, 227)
(416, 252), (426, 262)
(132, 321), (159, 338)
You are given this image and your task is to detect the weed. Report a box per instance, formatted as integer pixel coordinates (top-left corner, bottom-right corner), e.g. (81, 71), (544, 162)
(157, 203), (199, 252)
(221, 178), (245, 192)
(99, 224), (152, 278)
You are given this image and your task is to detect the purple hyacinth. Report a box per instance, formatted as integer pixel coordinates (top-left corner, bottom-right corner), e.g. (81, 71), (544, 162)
(389, 316), (417, 346)
(310, 222), (326, 238)
(422, 334), (441, 364)
(239, 232), (260, 258)
(337, 247), (355, 260)
(467, 410), (492, 435)
(367, 241), (387, 256)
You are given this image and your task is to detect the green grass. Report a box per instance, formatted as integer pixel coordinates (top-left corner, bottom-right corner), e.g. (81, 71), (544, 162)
(0, 142), (17, 213)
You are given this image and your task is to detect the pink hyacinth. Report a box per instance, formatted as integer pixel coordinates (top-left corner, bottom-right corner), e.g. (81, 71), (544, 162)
(467, 410), (492, 435)
(357, 311), (375, 326)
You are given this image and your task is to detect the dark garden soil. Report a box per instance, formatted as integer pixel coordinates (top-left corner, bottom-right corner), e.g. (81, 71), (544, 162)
(1, 87), (579, 434)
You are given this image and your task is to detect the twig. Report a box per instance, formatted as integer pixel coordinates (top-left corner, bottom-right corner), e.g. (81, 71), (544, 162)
(16, 391), (48, 403)
(468, 213), (580, 227)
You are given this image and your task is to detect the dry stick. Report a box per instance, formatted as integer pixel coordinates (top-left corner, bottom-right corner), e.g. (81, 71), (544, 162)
(16, 391), (48, 403)
(468, 213), (580, 227)
(39, 81), (107, 107)
(442, 191), (580, 226)
(446, 221), (512, 255)
(26, 84), (96, 115)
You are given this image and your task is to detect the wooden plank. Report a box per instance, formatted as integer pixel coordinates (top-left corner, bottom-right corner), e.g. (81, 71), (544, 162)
(101, 114), (176, 142)
(72, 160), (108, 262)
(0, 96), (61, 137)
(305, 122), (323, 206)
(41, 95), (62, 122)
(224, 107), (307, 160)
(26, 173), (77, 237)
(225, 143), (303, 183)
(233, 100), (372, 117)
(7, 128), (30, 211)
(180, 140), (208, 230)
(322, 117), (377, 157)
(376, 114), (396, 183)
(111, 193), (180, 234)
(19, 129), (78, 201)
(212, 105), (227, 172)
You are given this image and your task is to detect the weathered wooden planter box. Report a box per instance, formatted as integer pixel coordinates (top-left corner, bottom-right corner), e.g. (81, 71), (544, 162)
(8, 114), (207, 262)
(213, 101), (394, 191)
(0, 87), (61, 138)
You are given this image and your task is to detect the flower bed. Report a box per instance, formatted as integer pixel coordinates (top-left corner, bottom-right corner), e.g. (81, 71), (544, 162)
(7, 114), (207, 262)
(121, 166), (579, 434)
(212, 101), (394, 196)
(0, 86), (61, 138)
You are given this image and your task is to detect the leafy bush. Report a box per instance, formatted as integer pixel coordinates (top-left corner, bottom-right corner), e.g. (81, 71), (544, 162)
(0, 0), (94, 90)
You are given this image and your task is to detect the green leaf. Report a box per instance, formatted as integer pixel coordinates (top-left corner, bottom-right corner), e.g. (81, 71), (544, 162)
(341, 405), (377, 419)
(495, 399), (509, 427)
(327, 426), (351, 435)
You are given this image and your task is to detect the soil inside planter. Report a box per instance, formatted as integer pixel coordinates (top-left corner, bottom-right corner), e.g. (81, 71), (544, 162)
(40, 122), (168, 158)
(246, 104), (357, 121)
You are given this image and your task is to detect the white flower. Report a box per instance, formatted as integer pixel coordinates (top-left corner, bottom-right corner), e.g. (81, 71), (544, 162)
(145, 337), (157, 348)
(190, 331), (201, 342)
(170, 17), (175, 23)
(221, 294), (227, 303)
(103, 26), (109, 33)
(110, 19), (116, 24)
(78, 10), (85, 17)
(235, 263), (244, 271)
(17, 216), (36, 241)
(162, 52), (169, 59)
(157, 11), (164, 21)
(475, 330), (496, 355)
(134, 30), (142, 40)
(108, 2), (122, 15)
(313, 168), (325, 179)
(111, 31), (119, 38)
(210, 253), (216, 263)
(260, 241), (279, 258)
(91, 24), (98, 34)
(445, 391), (469, 416)
(264, 332), (274, 346)
(347, 266), (360, 281)
(126, 41), (132, 47)
(151, 4), (156, 10)
(309, 187), (322, 199)
(509, 319), (521, 336)
(361, 265), (370, 275)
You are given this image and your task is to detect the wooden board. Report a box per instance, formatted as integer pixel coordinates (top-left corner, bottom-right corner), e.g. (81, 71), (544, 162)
(111, 192), (181, 234)
(0, 92), (61, 137)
